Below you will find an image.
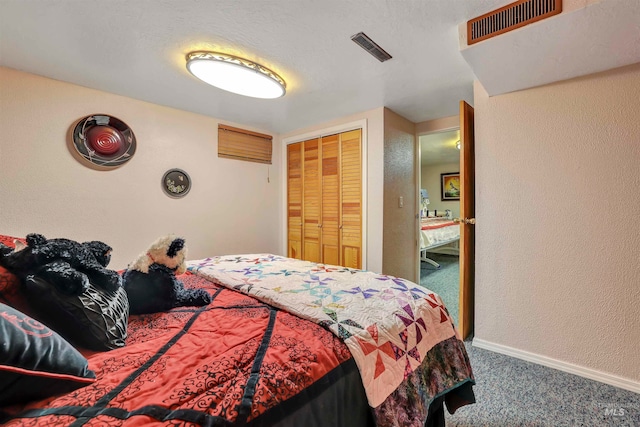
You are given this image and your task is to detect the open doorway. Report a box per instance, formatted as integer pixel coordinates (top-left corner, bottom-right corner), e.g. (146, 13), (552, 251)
(418, 128), (461, 327)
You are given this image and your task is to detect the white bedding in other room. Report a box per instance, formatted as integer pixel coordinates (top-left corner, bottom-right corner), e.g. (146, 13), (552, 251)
(420, 219), (460, 249)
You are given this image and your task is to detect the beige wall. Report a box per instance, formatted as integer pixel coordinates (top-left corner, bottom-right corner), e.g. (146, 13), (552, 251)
(382, 108), (417, 281)
(421, 162), (460, 219)
(416, 115), (458, 135)
(474, 62), (640, 386)
(416, 116), (461, 219)
(280, 108), (385, 274)
(0, 67), (282, 269)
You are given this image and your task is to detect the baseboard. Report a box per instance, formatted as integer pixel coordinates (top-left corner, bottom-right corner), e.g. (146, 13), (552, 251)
(472, 338), (640, 394)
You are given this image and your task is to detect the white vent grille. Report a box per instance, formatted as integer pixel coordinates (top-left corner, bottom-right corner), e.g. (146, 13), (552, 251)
(468, 0), (562, 45)
(351, 32), (392, 62)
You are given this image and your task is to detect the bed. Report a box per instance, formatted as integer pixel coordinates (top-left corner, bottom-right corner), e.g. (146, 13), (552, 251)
(1, 236), (475, 427)
(420, 218), (461, 269)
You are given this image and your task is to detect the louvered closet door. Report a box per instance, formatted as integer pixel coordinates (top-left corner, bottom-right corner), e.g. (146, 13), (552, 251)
(340, 129), (362, 269)
(321, 134), (340, 266)
(303, 138), (321, 263)
(287, 142), (303, 259)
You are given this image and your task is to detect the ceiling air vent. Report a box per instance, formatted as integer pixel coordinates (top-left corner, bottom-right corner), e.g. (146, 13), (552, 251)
(351, 32), (392, 62)
(467, 0), (562, 45)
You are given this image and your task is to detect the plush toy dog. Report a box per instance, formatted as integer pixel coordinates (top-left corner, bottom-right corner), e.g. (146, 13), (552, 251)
(0, 233), (121, 295)
(122, 235), (211, 314)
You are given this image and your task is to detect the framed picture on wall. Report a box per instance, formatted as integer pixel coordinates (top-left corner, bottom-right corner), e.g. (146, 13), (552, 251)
(441, 172), (460, 201)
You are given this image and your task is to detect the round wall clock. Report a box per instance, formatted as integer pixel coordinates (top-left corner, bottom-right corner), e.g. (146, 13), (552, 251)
(71, 114), (136, 168)
(162, 169), (191, 198)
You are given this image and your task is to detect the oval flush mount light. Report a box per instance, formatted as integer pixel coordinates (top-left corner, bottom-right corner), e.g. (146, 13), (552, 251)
(186, 51), (286, 99)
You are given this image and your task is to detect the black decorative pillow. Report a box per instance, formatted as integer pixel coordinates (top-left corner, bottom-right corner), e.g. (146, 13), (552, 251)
(0, 302), (96, 406)
(24, 276), (129, 351)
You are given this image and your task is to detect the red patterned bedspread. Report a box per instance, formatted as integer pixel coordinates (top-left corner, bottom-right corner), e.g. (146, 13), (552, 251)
(1, 273), (474, 427)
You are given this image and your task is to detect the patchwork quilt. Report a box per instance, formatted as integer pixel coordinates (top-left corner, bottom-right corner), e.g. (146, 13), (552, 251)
(188, 254), (459, 407)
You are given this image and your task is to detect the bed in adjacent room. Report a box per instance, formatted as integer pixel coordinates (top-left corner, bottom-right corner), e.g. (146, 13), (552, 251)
(420, 218), (461, 269)
(0, 235), (474, 427)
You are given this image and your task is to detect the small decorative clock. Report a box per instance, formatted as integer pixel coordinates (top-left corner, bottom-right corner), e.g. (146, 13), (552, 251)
(162, 169), (191, 198)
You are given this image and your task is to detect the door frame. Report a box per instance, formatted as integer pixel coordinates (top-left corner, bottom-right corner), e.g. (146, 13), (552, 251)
(415, 115), (474, 337)
(281, 119), (368, 270)
(415, 125), (460, 281)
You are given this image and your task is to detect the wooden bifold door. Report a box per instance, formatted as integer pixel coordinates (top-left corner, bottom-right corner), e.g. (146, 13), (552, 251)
(287, 129), (362, 269)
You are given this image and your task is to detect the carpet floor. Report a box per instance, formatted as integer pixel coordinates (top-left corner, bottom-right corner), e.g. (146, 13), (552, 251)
(420, 253), (459, 327)
(446, 340), (640, 426)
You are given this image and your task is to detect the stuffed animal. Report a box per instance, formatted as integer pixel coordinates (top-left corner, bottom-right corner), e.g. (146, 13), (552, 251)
(0, 233), (121, 295)
(122, 235), (211, 314)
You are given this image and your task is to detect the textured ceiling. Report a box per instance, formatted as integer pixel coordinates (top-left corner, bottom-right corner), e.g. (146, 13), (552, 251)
(460, 0), (640, 96)
(420, 130), (461, 167)
(1, 0), (638, 134)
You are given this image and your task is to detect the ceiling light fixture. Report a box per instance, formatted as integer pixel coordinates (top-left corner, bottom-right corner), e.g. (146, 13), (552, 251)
(186, 51), (286, 99)
(456, 140), (461, 150)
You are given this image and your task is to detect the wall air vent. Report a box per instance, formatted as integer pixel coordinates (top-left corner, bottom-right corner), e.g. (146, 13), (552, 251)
(351, 32), (392, 62)
(467, 0), (562, 45)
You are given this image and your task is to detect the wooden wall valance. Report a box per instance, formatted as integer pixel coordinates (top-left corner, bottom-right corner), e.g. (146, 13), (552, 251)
(218, 124), (272, 164)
